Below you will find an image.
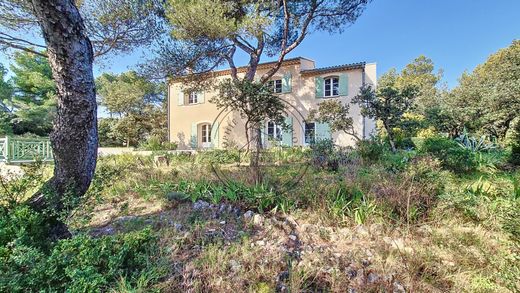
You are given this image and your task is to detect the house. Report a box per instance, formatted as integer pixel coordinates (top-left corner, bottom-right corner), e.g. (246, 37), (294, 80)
(167, 57), (376, 150)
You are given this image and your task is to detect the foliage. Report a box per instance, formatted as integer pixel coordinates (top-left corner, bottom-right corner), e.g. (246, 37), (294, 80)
(397, 55), (442, 114)
(96, 71), (166, 146)
(139, 135), (178, 151)
(309, 139), (353, 171)
(420, 136), (477, 173)
(145, 0), (369, 80)
(455, 128), (496, 152)
(0, 225), (163, 292)
(2, 52), (57, 136)
(448, 40), (520, 140)
(308, 99), (359, 141)
(356, 138), (386, 163)
(0, 0), (163, 59)
(353, 70), (418, 152)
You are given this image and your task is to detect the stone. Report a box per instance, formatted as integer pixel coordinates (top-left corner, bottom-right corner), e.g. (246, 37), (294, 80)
(256, 240), (266, 246)
(252, 214), (264, 225)
(288, 234), (297, 241)
(193, 200), (210, 210)
(229, 260), (241, 272)
(367, 272), (379, 284)
(219, 221), (226, 225)
(243, 210), (254, 219)
(355, 225), (369, 236)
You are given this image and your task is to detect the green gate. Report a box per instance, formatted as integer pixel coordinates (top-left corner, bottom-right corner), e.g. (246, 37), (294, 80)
(0, 136), (53, 164)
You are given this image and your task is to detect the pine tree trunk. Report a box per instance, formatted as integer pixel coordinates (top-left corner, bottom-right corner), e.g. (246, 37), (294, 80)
(28, 0), (98, 236)
(383, 121), (397, 153)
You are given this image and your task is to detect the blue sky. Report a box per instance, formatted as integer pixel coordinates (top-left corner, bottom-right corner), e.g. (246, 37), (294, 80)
(2, 0), (519, 88)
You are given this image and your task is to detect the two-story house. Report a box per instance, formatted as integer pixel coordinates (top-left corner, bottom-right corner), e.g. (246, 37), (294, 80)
(167, 57), (376, 149)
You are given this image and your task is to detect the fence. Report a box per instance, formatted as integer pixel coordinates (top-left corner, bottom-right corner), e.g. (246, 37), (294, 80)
(0, 136), (53, 164)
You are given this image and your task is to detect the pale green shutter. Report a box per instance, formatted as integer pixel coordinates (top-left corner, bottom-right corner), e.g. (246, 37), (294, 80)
(315, 77), (324, 98)
(199, 91), (205, 103)
(282, 117), (293, 146)
(315, 122), (331, 142)
(282, 73), (292, 93)
(339, 74), (348, 96)
(190, 123), (197, 148)
(211, 122), (219, 148)
(178, 90), (184, 106)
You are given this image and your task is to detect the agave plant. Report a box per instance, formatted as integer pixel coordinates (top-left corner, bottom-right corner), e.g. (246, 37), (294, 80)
(455, 129), (496, 152)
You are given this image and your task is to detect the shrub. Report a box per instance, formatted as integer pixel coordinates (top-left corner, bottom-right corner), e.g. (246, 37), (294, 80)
(372, 156), (445, 223)
(420, 136), (477, 173)
(140, 135), (178, 151)
(195, 149), (241, 164)
(310, 139), (339, 171)
(0, 226), (164, 292)
(356, 139), (386, 163)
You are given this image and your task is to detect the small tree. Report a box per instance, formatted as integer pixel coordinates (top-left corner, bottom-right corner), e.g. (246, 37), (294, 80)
(353, 71), (417, 152)
(211, 79), (286, 182)
(308, 99), (360, 142)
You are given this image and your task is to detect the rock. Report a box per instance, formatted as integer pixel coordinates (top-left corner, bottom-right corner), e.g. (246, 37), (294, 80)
(355, 225), (369, 236)
(346, 267), (357, 279)
(219, 221), (226, 225)
(256, 240), (266, 246)
(193, 200), (210, 210)
(252, 214), (264, 225)
(288, 234), (297, 241)
(229, 260), (241, 272)
(367, 272), (379, 284)
(393, 281), (406, 293)
(243, 210), (254, 219)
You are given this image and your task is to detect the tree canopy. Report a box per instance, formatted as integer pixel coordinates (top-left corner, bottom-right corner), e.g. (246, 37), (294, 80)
(144, 0), (370, 81)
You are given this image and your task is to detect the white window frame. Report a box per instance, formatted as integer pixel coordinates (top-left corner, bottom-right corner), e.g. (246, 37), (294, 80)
(324, 77), (339, 97)
(267, 121), (282, 141)
(268, 79), (283, 94)
(188, 92), (198, 104)
(201, 124), (211, 144)
(304, 122), (316, 145)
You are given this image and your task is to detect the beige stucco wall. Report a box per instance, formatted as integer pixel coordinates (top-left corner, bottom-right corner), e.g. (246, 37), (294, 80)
(168, 58), (376, 150)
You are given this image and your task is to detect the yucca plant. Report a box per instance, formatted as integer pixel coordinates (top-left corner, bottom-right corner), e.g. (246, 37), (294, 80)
(456, 128), (496, 152)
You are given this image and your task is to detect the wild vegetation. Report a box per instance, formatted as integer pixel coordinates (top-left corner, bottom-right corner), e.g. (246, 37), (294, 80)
(1, 138), (518, 291)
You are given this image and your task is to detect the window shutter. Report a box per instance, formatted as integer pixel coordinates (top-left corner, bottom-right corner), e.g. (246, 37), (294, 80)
(282, 117), (293, 146)
(315, 77), (324, 98)
(282, 73), (292, 93)
(211, 122), (219, 148)
(178, 90), (184, 106)
(315, 122), (331, 142)
(190, 123), (197, 148)
(339, 74), (348, 96)
(199, 91), (205, 103)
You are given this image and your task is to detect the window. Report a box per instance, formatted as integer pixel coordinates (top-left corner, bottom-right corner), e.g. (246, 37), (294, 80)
(267, 121), (282, 141)
(304, 122), (316, 145)
(268, 79), (283, 94)
(201, 124), (211, 143)
(188, 92), (198, 104)
(324, 77), (339, 97)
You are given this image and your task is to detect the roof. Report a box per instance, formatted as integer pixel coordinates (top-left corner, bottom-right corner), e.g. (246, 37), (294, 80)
(300, 62), (366, 76)
(169, 57), (366, 82)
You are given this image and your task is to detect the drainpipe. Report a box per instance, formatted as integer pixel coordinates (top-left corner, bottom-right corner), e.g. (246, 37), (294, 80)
(361, 64), (366, 140)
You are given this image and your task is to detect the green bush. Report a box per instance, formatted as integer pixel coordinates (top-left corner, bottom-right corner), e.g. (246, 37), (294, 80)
(195, 149), (240, 164)
(356, 139), (386, 163)
(420, 136), (477, 173)
(140, 135), (178, 151)
(0, 225), (163, 292)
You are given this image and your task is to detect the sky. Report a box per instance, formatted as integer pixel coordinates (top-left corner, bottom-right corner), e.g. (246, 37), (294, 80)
(1, 0), (519, 89)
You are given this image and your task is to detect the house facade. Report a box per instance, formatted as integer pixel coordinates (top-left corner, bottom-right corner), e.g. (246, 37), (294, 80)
(167, 57), (376, 150)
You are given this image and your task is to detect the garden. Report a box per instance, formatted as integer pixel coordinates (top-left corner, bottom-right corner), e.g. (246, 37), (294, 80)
(1, 133), (519, 292)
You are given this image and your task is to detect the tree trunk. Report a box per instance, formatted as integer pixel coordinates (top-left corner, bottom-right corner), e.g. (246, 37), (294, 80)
(28, 0), (98, 237)
(383, 121), (397, 153)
